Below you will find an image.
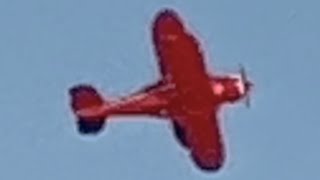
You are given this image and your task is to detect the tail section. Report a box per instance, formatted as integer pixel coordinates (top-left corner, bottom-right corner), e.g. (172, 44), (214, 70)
(69, 84), (108, 135)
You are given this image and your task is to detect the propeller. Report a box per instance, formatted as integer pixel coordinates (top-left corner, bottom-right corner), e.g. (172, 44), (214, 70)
(239, 64), (253, 108)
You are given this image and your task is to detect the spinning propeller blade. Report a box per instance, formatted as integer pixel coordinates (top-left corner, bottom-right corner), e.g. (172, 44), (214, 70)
(239, 64), (253, 108)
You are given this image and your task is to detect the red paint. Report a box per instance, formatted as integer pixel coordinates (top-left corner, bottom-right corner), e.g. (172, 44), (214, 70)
(69, 8), (252, 172)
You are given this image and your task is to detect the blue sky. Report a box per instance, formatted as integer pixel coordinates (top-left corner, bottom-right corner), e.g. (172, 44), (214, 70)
(0, 0), (319, 179)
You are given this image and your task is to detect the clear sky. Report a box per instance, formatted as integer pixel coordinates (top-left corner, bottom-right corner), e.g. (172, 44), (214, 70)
(0, 0), (319, 179)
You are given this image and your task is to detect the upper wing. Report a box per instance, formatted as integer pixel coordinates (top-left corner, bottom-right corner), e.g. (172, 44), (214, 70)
(172, 110), (225, 171)
(152, 9), (209, 81)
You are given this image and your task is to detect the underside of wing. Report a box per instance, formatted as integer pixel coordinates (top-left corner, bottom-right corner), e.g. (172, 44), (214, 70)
(152, 9), (209, 82)
(172, 121), (189, 148)
(171, 111), (225, 171)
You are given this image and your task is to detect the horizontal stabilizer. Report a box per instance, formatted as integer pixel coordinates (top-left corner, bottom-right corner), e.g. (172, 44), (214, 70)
(69, 84), (107, 135)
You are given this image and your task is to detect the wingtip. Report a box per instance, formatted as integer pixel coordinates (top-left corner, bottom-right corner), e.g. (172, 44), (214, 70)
(157, 8), (179, 18)
(193, 158), (223, 172)
(191, 149), (224, 172)
(154, 8), (183, 27)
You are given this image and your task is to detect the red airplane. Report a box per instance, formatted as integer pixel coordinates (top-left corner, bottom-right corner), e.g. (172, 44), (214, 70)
(69, 9), (252, 172)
